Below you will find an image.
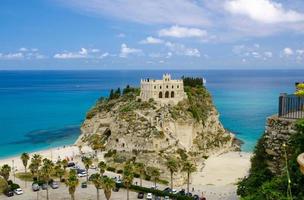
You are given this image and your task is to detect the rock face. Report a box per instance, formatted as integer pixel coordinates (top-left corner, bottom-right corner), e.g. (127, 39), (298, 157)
(263, 115), (298, 174)
(78, 86), (240, 185)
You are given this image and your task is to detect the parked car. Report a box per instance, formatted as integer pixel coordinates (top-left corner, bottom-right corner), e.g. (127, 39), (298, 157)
(4, 190), (14, 197)
(81, 182), (87, 188)
(171, 189), (177, 194)
(155, 196), (161, 200)
(146, 193), (153, 200)
(150, 185), (158, 190)
(32, 183), (40, 191)
(112, 187), (119, 192)
(192, 195), (199, 200)
(78, 171), (87, 177)
(137, 192), (144, 199)
(14, 188), (23, 195)
(186, 192), (192, 197)
(41, 183), (48, 190)
(163, 187), (171, 193)
(50, 181), (59, 189)
(164, 196), (170, 200)
(178, 189), (185, 196)
(67, 162), (75, 167)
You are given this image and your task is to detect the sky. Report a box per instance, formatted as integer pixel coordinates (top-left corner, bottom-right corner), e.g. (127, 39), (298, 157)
(0, 0), (304, 70)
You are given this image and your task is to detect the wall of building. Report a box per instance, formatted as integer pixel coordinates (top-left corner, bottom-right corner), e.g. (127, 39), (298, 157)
(139, 74), (186, 105)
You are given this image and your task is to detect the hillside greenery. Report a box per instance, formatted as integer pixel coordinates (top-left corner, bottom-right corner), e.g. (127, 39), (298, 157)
(237, 119), (304, 200)
(86, 77), (212, 123)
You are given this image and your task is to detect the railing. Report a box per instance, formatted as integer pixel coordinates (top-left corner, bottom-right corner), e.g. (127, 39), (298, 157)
(278, 94), (304, 119)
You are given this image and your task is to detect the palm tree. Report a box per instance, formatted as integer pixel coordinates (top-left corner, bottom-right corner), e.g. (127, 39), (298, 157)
(102, 176), (116, 200)
(61, 159), (68, 174)
(182, 161), (197, 194)
(123, 162), (134, 200)
(82, 156), (93, 182)
(98, 161), (107, 176)
(90, 173), (103, 200)
(165, 157), (179, 190)
(40, 158), (54, 200)
(54, 163), (65, 181)
(0, 164), (11, 181)
(134, 162), (145, 187)
(146, 166), (160, 189)
(20, 152), (30, 173)
(65, 169), (79, 200)
(29, 154), (42, 178)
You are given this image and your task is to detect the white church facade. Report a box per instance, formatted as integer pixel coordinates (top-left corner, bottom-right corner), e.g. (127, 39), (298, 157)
(139, 74), (187, 105)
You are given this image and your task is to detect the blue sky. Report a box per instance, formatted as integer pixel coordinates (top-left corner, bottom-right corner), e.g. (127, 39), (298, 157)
(1, 0), (304, 70)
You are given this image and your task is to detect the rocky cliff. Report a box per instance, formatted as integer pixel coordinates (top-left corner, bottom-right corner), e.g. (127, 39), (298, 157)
(77, 85), (240, 185)
(263, 115), (298, 174)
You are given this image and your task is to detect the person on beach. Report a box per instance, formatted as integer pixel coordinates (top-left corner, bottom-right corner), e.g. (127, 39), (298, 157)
(200, 192), (206, 200)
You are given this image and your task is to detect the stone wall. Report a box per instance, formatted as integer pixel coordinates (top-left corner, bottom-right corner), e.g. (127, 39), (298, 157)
(263, 115), (298, 174)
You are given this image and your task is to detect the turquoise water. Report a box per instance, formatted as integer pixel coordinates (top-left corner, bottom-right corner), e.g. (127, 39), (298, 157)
(0, 70), (302, 158)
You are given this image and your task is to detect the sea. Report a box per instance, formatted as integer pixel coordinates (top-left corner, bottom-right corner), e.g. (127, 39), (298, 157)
(0, 70), (303, 158)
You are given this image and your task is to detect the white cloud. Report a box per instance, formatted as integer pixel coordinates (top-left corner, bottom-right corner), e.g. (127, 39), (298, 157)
(165, 42), (200, 57)
(0, 52), (24, 60)
(159, 25), (208, 38)
(99, 52), (109, 59)
(140, 36), (163, 44)
(224, 0), (304, 24)
(117, 33), (126, 38)
(264, 51), (273, 58)
(283, 47), (293, 56)
(19, 47), (28, 52)
(60, 0), (210, 26)
(54, 48), (89, 59)
(91, 48), (100, 53)
(119, 43), (142, 58)
(233, 44), (273, 60)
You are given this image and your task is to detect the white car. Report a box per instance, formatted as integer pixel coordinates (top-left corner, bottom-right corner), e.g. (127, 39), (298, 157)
(78, 172), (87, 177)
(164, 196), (170, 200)
(171, 189), (177, 194)
(146, 193), (153, 200)
(14, 188), (23, 195)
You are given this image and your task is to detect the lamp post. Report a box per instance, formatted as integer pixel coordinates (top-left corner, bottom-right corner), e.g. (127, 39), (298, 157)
(297, 153), (304, 174)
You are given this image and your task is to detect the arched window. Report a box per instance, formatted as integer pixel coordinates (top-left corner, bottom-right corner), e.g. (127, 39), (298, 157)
(166, 85), (168, 89)
(159, 92), (163, 98)
(165, 91), (169, 98)
(177, 85), (180, 88)
(154, 86), (156, 89)
(171, 91), (174, 98)
(172, 85), (174, 89)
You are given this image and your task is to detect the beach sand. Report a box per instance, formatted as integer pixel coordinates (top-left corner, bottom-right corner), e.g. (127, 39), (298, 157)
(0, 145), (94, 173)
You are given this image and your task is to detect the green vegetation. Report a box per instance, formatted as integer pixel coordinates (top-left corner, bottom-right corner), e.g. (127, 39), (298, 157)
(295, 83), (304, 96)
(0, 177), (8, 193)
(237, 118), (304, 200)
(15, 172), (33, 181)
(182, 76), (204, 88)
